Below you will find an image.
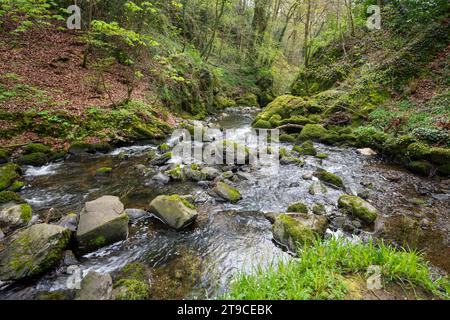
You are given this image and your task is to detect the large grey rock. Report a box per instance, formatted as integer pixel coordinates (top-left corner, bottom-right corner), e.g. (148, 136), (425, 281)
(0, 203), (32, 232)
(0, 224), (71, 281)
(75, 271), (112, 300)
(201, 167), (221, 180)
(271, 213), (328, 252)
(149, 195), (198, 230)
(212, 182), (242, 203)
(76, 196), (129, 254)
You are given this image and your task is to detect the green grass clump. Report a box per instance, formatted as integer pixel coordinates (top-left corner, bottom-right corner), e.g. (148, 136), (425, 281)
(224, 239), (449, 300)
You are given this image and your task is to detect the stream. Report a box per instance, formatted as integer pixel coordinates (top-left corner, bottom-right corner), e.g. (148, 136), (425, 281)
(1, 108), (449, 300)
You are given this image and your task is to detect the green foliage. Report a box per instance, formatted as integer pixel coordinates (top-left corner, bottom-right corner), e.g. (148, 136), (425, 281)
(224, 239), (449, 300)
(0, 190), (22, 205)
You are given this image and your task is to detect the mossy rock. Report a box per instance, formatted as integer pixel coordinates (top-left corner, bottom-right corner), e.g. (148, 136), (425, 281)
(159, 143), (171, 153)
(287, 203), (308, 214)
(149, 195), (198, 229)
(279, 134), (296, 143)
(253, 119), (272, 129)
(236, 92), (259, 107)
(214, 94), (236, 109)
(300, 140), (317, 156)
(254, 95), (313, 122)
(0, 224), (71, 281)
(409, 161), (434, 176)
(338, 195), (378, 224)
(406, 142), (431, 160)
(113, 279), (150, 300)
(0, 191), (22, 205)
(312, 203), (326, 215)
(0, 149), (10, 164)
(269, 114), (282, 127)
(69, 142), (112, 155)
(314, 169), (344, 189)
(23, 143), (51, 155)
(272, 213), (328, 252)
(316, 153), (329, 159)
(213, 182), (242, 203)
(9, 180), (25, 192)
(16, 152), (49, 166)
(96, 167), (113, 176)
(429, 147), (450, 166)
(354, 126), (388, 149)
(0, 163), (22, 191)
(298, 124), (328, 142)
(278, 116), (314, 126)
(383, 135), (416, 161)
(166, 165), (185, 181)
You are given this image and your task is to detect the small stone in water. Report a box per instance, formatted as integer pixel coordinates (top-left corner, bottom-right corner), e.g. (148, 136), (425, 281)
(358, 148), (377, 156)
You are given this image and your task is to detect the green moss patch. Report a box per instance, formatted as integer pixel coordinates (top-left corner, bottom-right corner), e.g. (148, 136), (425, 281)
(287, 203), (308, 214)
(315, 169), (344, 189)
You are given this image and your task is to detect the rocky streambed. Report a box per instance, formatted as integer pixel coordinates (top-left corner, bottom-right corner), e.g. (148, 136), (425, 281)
(0, 108), (449, 300)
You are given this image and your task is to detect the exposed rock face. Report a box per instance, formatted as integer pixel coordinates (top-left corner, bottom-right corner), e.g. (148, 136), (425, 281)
(149, 195), (198, 230)
(212, 182), (242, 203)
(0, 203), (32, 232)
(0, 224), (71, 281)
(75, 271), (113, 300)
(338, 195), (379, 224)
(271, 213), (328, 252)
(76, 196), (129, 254)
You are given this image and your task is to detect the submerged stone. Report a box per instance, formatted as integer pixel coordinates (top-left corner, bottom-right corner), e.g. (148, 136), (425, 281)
(75, 271), (113, 300)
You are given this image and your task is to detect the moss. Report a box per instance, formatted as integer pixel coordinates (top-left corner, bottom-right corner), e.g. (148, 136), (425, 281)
(292, 145), (303, 154)
(159, 143), (171, 153)
(269, 114), (282, 127)
(0, 163), (21, 191)
(215, 182), (242, 203)
(166, 165), (184, 181)
(253, 119), (272, 129)
(338, 195), (378, 224)
(93, 142), (113, 154)
(279, 134), (296, 143)
(313, 203), (326, 215)
(298, 124), (328, 142)
(287, 203), (308, 214)
(300, 140), (317, 156)
(354, 126), (388, 148)
(383, 135), (416, 161)
(255, 95), (313, 121)
(407, 142), (431, 160)
(23, 143), (51, 155)
(0, 190), (22, 205)
(90, 235), (106, 247)
(278, 116), (314, 126)
(409, 161), (434, 176)
(316, 153), (329, 159)
(236, 92), (259, 107)
(114, 279), (150, 300)
(37, 291), (70, 300)
(429, 147), (450, 165)
(119, 262), (148, 282)
(16, 152), (49, 166)
(95, 167), (113, 176)
(0, 148), (10, 164)
(214, 94), (236, 109)
(276, 214), (318, 246)
(10, 180), (25, 192)
(315, 169), (344, 189)
(19, 204), (32, 223)
(166, 194), (196, 210)
(437, 164), (450, 176)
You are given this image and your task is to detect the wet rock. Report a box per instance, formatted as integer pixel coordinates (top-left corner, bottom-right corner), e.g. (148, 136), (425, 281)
(334, 216), (355, 232)
(357, 190), (371, 200)
(0, 227), (4, 240)
(212, 182), (242, 203)
(0, 203), (33, 232)
(309, 181), (328, 196)
(150, 152), (172, 166)
(0, 224), (71, 281)
(75, 271), (112, 300)
(314, 169), (344, 189)
(384, 173), (401, 182)
(152, 172), (170, 185)
(235, 172), (252, 181)
(149, 195), (198, 230)
(57, 213), (78, 232)
(287, 203), (308, 214)
(302, 172), (313, 180)
(201, 167), (221, 180)
(62, 250), (79, 266)
(358, 148), (377, 156)
(76, 196), (129, 254)
(124, 209), (148, 222)
(272, 213), (328, 252)
(312, 203), (326, 215)
(166, 165), (185, 181)
(338, 195), (378, 224)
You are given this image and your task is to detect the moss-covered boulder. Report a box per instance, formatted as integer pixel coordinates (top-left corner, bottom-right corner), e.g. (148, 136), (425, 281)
(312, 203), (326, 215)
(0, 224), (71, 281)
(150, 152), (172, 166)
(300, 140), (317, 156)
(236, 92), (259, 107)
(76, 196), (129, 254)
(0, 149), (10, 164)
(272, 213), (328, 252)
(16, 152), (49, 166)
(406, 142), (431, 160)
(0, 203), (32, 232)
(279, 134), (296, 143)
(0, 190), (22, 205)
(214, 94), (236, 109)
(429, 147), (450, 166)
(75, 271), (113, 300)
(166, 165), (185, 181)
(314, 169), (344, 189)
(23, 143), (51, 155)
(409, 160), (434, 176)
(149, 195), (198, 230)
(287, 203), (308, 214)
(298, 124), (328, 142)
(338, 195), (378, 224)
(253, 119), (272, 129)
(254, 95), (314, 122)
(212, 182), (242, 203)
(0, 163), (22, 191)
(68, 142), (113, 156)
(9, 181), (25, 192)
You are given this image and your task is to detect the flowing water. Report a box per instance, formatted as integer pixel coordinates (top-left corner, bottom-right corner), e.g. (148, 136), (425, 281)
(1, 109), (449, 299)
